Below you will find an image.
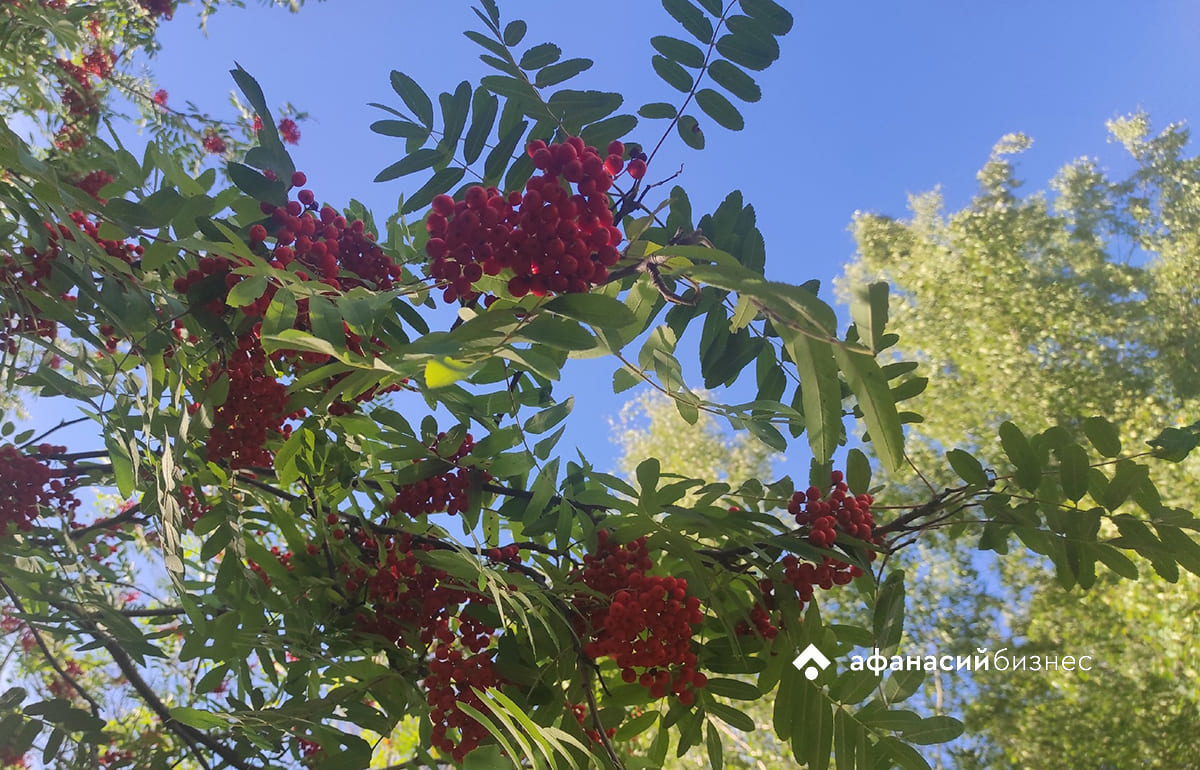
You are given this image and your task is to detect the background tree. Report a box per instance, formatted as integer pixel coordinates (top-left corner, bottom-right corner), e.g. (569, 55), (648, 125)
(843, 116), (1200, 769)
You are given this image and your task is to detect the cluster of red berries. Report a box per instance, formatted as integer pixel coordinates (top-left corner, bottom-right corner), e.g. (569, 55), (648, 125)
(278, 118), (301, 145)
(52, 46), (113, 151)
(171, 174), (406, 467)
(46, 659), (85, 700)
(332, 531), (501, 761)
(201, 128), (227, 155)
(424, 137), (628, 303)
(0, 444), (79, 533)
(787, 470), (878, 549)
(1, 212), (141, 353)
(178, 485), (211, 530)
(72, 170), (114, 202)
(387, 433), (482, 517)
(425, 643), (502, 762)
(739, 472), (881, 639)
(203, 334), (296, 469)
(575, 530), (706, 705)
(251, 177), (402, 292)
(136, 0), (173, 20)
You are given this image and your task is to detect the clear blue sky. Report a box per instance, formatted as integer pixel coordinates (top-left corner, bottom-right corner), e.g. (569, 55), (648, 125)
(45, 0), (1200, 473)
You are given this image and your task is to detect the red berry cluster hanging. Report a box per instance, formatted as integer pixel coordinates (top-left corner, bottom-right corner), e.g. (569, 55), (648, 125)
(333, 531), (502, 761)
(575, 530), (706, 705)
(1, 212), (140, 355)
(0, 444), (79, 533)
(170, 173), (406, 468)
(387, 433), (483, 518)
(740, 471), (881, 639)
(424, 137), (627, 303)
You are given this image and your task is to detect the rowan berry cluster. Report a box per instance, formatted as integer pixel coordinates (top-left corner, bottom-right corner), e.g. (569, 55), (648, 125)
(387, 433), (482, 518)
(201, 129), (227, 155)
(72, 170), (113, 202)
(172, 175), (406, 467)
(739, 471), (880, 638)
(0, 444), (79, 533)
(337, 532), (502, 761)
(424, 137), (626, 303)
(576, 530), (706, 705)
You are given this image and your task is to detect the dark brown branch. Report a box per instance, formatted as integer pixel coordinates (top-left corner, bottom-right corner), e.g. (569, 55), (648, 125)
(77, 617), (249, 770)
(19, 417), (91, 450)
(0, 579), (103, 716)
(69, 504), (143, 540)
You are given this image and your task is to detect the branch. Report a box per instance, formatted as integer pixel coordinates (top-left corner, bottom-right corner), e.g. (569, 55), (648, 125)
(78, 617), (250, 770)
(0, 579), (103, 716)
(69, 503), (144, 540)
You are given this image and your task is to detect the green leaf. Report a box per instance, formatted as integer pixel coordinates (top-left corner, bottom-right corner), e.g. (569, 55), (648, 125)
(846, 447), (872, 495)
(464, 89), (500, 164)
(707, 59), (762, 102)
(651, 35), (707, 68)
(874, 570), (905, 649)
(903, 716), (964, 745)
(1095, 545), (1139, 579)
(438, 81), (473, 155)
(534, 58), (593, 88)
(834, 346), (905, 473)
(695, 89), (745, 131)
(1148, 425), (1200, 462)
(579, 114), (639, 148)
(223, 275), (266, 309)
(946, 448), (988, 486)
(705, 678), (761, 700)
(709, 702), (756, 732)
(879, 737), (934, 770)
(662, 0), (715, 43)
(613, 368), (640, 393)
(369, 120), (431, 141)
(1154, 525), (1200, 576)
(170, 707), (227, 730)
(652, 55), (695, 92)
(677, 114), (706, 149)
(503, 19), (527, 46)
(716, 16), (781, 71)
(484, 119), (528, 185)
(706, 722), (724, 770)
(520, 43), (561, 70)
(425, 357), (478, 388)
(390, 70), (434, 127)
(544, 293), (637, 328)
(227, 163), (286, 204)
(375, 148), (445, 183)
(1083, 416), (1122, 457)
(639, 102), (679, 119)
(738, 0), (795, 34)
(999, 421), (1041, 492)
(402, 167), (467, 214)
(524, 397), (573, 435)
(1057, 443), (1090, 502)
(1104, 460), (1149, 511)
(546, 90), (623, 130)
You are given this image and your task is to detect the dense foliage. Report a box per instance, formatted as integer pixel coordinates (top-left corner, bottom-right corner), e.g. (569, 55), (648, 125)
(1, 2), (1198, 769)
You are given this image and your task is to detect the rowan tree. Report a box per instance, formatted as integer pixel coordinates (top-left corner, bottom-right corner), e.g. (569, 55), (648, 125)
(1, 2), (1199, 770)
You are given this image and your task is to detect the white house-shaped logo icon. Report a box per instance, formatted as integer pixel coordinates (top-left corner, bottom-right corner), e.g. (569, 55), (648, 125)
(792, 643), (831, 680)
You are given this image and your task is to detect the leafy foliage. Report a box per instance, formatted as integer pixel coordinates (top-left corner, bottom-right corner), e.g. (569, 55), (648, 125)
(0, 4), (1198, 770)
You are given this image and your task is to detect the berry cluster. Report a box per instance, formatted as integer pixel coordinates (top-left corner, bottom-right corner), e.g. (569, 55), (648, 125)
(170, 174), (406, 467)
(787, 470), (878, 549)
(575, 530), (706, 705)
(201, 129), (227, 155)
(1, 213), (140, 354)
(72, 170), (114, 202)
(0, 444), (79, 533)
(338, 532), (501, 761)
(387, 433), (481, 518)
(424, 137), (627, 303)
(52, 45), (113, 151)
(739, 471), (880, 638)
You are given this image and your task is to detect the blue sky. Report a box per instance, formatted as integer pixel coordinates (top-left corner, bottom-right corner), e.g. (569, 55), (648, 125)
(32, 0), (1200, 475)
